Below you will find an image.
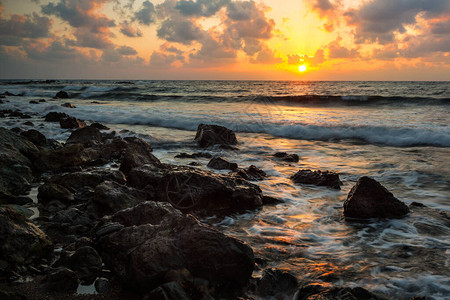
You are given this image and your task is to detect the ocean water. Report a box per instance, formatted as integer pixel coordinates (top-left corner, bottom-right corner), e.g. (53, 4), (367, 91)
(1, 80), (449, 299)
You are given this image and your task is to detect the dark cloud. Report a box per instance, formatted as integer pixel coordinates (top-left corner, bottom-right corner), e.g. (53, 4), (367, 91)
(22, 39), (84, 61)
(312, 0), (334, 17)
(72, 28), (114, 49)
(175, 0), (229, 17)
(157, 18), (204, 44)
(149, 51), (184, 67)
(135, 0), (156, 25)
(0, 13), (52, 42)
(345, 0), (450, 44)
(117, 45), (137, 56)
(430, 19), (450, 35)
(42, 0), (115, 32)
(189, 34), (236, 62)
(120, 23), (143, 37)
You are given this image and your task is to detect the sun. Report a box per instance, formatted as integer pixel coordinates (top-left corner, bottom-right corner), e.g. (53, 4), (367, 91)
(298, 65), (307, 72)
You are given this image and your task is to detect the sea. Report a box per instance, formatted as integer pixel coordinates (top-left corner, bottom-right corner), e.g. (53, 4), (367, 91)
(1, 80), (449, 299)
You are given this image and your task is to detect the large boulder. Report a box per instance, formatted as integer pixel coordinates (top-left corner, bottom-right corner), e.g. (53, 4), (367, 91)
(127, 165), (264, 216)
(119, 137), (161, 175)
(344, 176), (409, 219)
(20, 129), (47, 147)
(98, 202), (254, 295)
(93, 181), (145, 216)
(55, 91), (69, 99)
(37, 182), (74, 206)
(0, 207), (53, 265)
(194, 124), (238, 148)
(291, 170), (342, 190)
(66, 125), (102, 146)
(44, 112), (69, 122)
(34, 144), (101, 171)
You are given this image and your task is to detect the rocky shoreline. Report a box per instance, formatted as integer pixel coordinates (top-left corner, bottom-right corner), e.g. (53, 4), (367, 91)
(0, 93), (443, 299)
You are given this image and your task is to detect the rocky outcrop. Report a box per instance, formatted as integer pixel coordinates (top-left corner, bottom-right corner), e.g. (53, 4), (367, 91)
(48, 169), (127, 190)
(194, 124), (238, 148)
(291, 169), (342, 189)
(0, 207), (53, 265)
(344, 176), (409, 219)
(97, 202), (254, 296)
(93, 181), (145, 216)
(37, 183), (74, 206)
(66, 125), (102, 146)
(20, 129), (47, 147)
(34, 144), (102, 171)
(119, 137), (161, 175)
(237, 165), (267, 181)
(127, 165), (264, 216)
(207, 157), (238, 170)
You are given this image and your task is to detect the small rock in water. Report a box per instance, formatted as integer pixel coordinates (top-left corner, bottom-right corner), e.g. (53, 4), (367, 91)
(23, 121), (34, 126)
(195, 124), (238, 148)
(90, 122), (109, 130)
(61, 102), (76, 108)
(237, 165), (267, 181)
(44, 111), (70, 122)
(29, 100), (39, 104)
(60, 116), (86, 129)
(291, 169), (342, 189)
(207, 157), (238, 170)
(55, 91), (69, 99)
(273, 152), (299, 163)
(175, 152), (212, 159)
(344, 176), (409, 219)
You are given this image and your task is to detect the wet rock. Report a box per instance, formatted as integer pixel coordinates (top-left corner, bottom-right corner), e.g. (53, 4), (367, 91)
(0, 207), (53, 265)
(61, 102), (76, 108)
(98, 204), (254, 295)
(29, 100), (39, 104)
(43, 267), (79, 293)
(145, 281), (190, 300)
(256, 268), (298, 297)
(44, 112), (70, 122)
(90, 122), (109, 130)
(95, 277), (110, 294)
(273, 152), (299, 163)
(66, 125), (102, 146)
(195, 124), (238, 148)
(34, 144), (102, 171)
(52, 208), (92, 227)
(93, 181), (144, 216)
(237, 165), (267, 181)
(98, 137), (128, 161)
(175, 152), (212, 159)
(291, 169), (342, 190)
(0, 127), (40, 160)
(344, 176), (409, 219)
(207, 157), (238, 171)
(20, 129), (47, 147)
(23, 121), (34, 126)
(0, 195), (33, 205)
(68, 246), (102, 281)
(119, 137), (161, 175)
(59, 116), (86, 129)
(49, 169), (126, 190)
(55, 91), (69, 99)
(128, 165), (264, 216)
(37, 183), (74, 206)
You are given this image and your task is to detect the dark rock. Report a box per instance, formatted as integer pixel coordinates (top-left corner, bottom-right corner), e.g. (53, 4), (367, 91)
(119, 137), (161, 175)
(195, 124), (238, 148)
(66, 125), (102, 146)
(128, 165), (264, 216)
(175, 152), (212, 159)
(256, 268), (298, 297)
(61, 102), (76, 108)
(145, 281), (190, 300)
(291, 169), (342, 190)
(49, 169), (126, 190)
(188, 162), (201, 166)
(43, 267), (79, 293)
(20, 129), (47, 146)
(44, 112), (69, 122)
(98, 137), (128, 161)
(98, 204), (254, 295)
(38, 183), (73, 206)
(10, 127), (22, 133)
(344, 176), (409, 219)
(295, 286), (379, 300)
(60, 116), (86, 129)
(52, 208), (92, 227)
(0, 289), (27, 300)
(93, 181), (144, 216)
(55, 91), (69, 99)
(29, 100), (39, 104)
(237, 165), (267, 181)
(262, 195), (283, 205)
(207, 157), (238, 171)
(68, 246), (102, 281)
(39, 99), (46, 102)
(273, 152), (299, 163)
(95, 277), (110, 294)
(34, 144), (102, 171)
(23, 121), (34, 126)
(1, 195), (33, 205)
(90, 122), (109, 130)
(0, 207), (53, 265)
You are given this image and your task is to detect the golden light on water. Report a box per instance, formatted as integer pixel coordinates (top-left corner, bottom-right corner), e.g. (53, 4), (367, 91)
(299, 65), (307, 72)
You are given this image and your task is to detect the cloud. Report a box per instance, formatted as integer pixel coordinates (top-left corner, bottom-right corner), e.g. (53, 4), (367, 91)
(135, 0), (156, 25)
(157, 18), (204, 44)
(327, 37), (359, 59)
(0, 13), (52, 44)
(117, 45), (137, 56)
(175, 0), (229, 17)
(150, 51), (184, 67)
(189, 33), (236, 62)
(42, 0), (115, 32)
(120, 22), (143, 37)
(312, 0), (334, 17)
(22, 38), (85, 61)
(287, 49), (325, 66)
(345, 0), (450, 44)
(72, 28), (113, 49)
(250, 45), (282, 64)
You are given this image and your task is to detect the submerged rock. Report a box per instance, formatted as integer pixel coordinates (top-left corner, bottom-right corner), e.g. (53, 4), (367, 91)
(97, 202), (254, 295)
(195, 124), (238, 148)
(273, 152), (299, 163)
(291, 169), (342, 190)
(207, 157), (238, 170)
(344, 176), (409, 219)
(0, 207), (53, 265)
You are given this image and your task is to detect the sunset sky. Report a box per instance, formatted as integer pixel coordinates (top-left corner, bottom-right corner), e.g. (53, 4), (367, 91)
(0, 0), (449, 80)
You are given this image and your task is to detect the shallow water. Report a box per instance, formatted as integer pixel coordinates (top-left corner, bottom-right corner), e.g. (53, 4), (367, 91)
(1, 80), (449, 299)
